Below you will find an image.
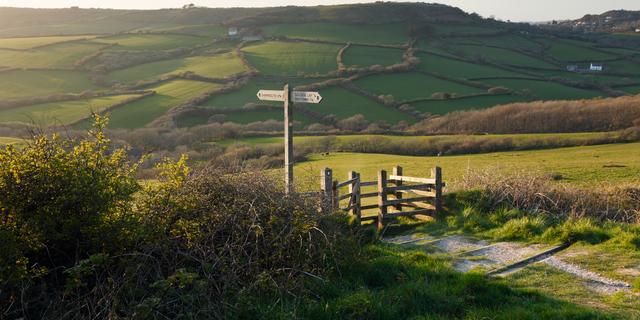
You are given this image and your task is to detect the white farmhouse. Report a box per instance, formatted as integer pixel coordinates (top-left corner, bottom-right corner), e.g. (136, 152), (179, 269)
(636, 28), (640, 33)
(228, 27), (238, 37)
(590, 63), (604, 72)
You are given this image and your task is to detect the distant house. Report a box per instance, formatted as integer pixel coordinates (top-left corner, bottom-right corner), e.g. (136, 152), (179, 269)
(228, 27), (239, 37)
(590, 63), (604, 72)
(635, 28), (640, 33)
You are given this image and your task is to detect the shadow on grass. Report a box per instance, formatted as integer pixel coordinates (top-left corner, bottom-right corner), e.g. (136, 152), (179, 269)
(238, 243), (614, 320)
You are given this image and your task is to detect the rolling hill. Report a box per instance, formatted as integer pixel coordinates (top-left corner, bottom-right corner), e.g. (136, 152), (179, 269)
(0, 3), (638, 130)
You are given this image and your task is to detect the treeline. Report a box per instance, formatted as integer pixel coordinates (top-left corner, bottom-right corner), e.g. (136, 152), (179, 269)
(413, 95), (640, 134)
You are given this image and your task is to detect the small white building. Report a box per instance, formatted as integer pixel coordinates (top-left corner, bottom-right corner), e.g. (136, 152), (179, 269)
(590, 63), (604, 72)
(635, 28), (640, 33)
(228, 27), (238, 37)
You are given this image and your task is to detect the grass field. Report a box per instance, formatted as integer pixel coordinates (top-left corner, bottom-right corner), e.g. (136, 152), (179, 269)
(410, 95), (527, 114)
(418, 52), (528, 79)
(432, 23), (503, 35)
(542, 70), (635, 85)
(93, 34), (210, 50)
(105, 53), (246, 84)
(481, 78), (603, 100)
(449, 44), (558, 69)
(215, 132), (613, 147)
(104, 80), (221, 129)
(0, 69), (96, 100)
(304, 86), (416, 123)
(295, 142), (640, 188)
(604, 60), (640, 75)
(0, 136), (24, 146)
(0, 94), (141, 126)
(342, 45), (403, 67)
(0, 40), (104, 69)
(355, 72), (485, 101)
(138, 24), (227, 37)
(0, 35), (96, 50)
(621, 85), (640, 94)
(242, 41), (340, 75)
(453, 34), (543, 51)
(538, 39), (616, 62)
(177, 108), (315, 127)
(262, 22), (409, 45)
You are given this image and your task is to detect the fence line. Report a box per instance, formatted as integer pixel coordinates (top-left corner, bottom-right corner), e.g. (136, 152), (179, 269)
(320, 165), (445, 234)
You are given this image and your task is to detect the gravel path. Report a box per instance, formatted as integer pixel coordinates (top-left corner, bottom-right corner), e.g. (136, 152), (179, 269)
(385, 234), (633, 294)
(543, 256), (632, 294)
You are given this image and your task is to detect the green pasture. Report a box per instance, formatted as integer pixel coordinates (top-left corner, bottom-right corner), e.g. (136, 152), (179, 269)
(0, 94), (140, 126)
(303, 86), (416, 123)
(410, 95), (526, 114)
(355, 72), (485, 101)
(0, 136), (25, 146)
(262, 22), (409, 45)
(93, 33), (210, 50)
(543, 71), (635, 86)
(604, 60), (640, 75)
(432, 23), (504, 35)
(215, 132), (613, 147)
(481, 78), (603, 100)
(449, 44), (557, 69)
(105, 80), (221, 129)
(0, 35), (96, 50)
(342, 45), (403, 67)
(198, 77), (322, 109)
(105, 53), (246, 84)
(621, 85), (640, 94)
(0, 69), (96, 100)
(452, 34), (543, 51)
(294, 142), (640, 188)
(539, 39), (616, 62)
(0, 40), (104, 69)
(242, 41), (340, 76)
(418, 52), (527, 79)
(138, 24), (227, 37)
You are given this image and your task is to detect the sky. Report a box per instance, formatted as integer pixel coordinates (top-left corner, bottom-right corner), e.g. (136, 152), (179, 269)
(2, 0), (640, 22)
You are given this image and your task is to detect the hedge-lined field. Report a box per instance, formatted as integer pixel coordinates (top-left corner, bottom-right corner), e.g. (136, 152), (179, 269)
(410, 95), (526, 114)
(304, 86), (416, 122)
(295, 142), (640, 187)
(105, 80), (221, 129)
(0, 69), (96, 100)
(105, 53), (246, 83)
(0, 40), (104, 69)
(94, 34), (210, 51)
(0, 94), (141, 126)
(242, 41), (341, 75)
(355, 72), (485, 101)
(0, 35), (96, 49)
(450, 44), (557, 69)
(418, 52), (526, 78)
(481, 78), (603, 100)
(262, 22), (409, 45)
(343, 45), (403, 67)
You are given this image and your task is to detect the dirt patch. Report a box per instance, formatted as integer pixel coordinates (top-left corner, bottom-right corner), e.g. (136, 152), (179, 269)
(429, 235), (488, 253)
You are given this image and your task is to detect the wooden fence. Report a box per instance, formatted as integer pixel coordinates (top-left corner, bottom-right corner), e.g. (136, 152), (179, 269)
(321, 166), (445, 233)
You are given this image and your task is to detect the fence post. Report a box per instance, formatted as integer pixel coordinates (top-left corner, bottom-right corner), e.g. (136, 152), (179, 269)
(321, 168), (333, 213)
(377, 170), (388, 234)
(348, 171), (361, 225)
(392, 166), (403, 213)
(432, 166), (443, 214)
(332, 180), (339, 210)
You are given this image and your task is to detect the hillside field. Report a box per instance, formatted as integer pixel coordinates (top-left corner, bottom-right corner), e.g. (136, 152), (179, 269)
(0, 4), (638, 129)
(294, 142), (640, 188)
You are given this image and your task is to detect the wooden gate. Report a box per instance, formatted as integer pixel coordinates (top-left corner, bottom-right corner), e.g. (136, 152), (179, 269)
(321, 166), (444, 233)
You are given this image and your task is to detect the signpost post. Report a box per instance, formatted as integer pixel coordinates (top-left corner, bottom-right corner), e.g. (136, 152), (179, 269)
(257, 84), (322, 194)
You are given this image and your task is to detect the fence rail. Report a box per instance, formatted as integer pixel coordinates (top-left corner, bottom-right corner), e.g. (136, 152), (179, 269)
(320, 165), (445, 233)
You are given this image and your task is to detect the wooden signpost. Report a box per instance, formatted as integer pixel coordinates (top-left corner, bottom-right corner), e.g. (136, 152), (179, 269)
(257, 84), (323, 194)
